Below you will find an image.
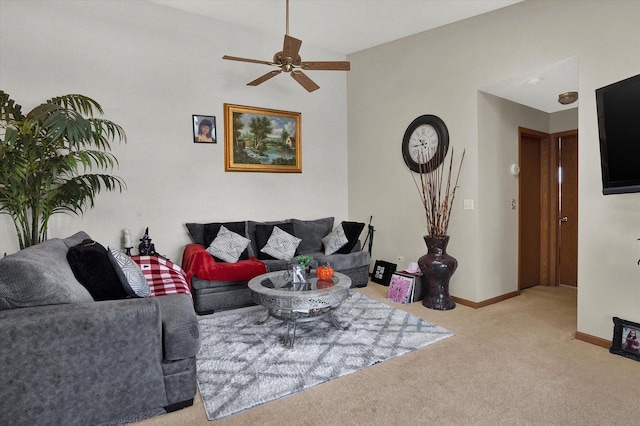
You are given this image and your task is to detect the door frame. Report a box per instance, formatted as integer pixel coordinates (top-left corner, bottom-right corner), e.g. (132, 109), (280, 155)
(518, 127), (578, 290)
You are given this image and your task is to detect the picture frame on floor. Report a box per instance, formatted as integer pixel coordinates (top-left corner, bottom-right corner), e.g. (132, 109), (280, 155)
(371, 260), (396, 286)
(387, 273), (415, 304)
(193, 115), (217, 143)
(610, 317), (640, 362)
(223, 103), (301, 173)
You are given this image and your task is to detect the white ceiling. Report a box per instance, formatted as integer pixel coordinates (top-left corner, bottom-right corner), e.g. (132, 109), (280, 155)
(149, 0), (577, 112)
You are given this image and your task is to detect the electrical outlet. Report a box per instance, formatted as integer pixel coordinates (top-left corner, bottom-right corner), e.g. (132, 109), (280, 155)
(397, 256), (404, 262)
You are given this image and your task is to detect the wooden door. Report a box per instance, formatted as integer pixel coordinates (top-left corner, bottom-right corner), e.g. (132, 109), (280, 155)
(518, 131), (544, 289)
(557, 131), (578, 286)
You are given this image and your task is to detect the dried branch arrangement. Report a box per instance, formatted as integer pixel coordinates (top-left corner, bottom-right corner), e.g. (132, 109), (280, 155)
(411, 147), (465, 236)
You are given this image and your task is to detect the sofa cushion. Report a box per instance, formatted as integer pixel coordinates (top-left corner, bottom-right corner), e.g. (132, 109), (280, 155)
(321, 224), (349, 255)
(247, 219), (292, 257)
(292, 217), (334, 254)
(0, 238), (94, 310)
(186, 223), (206, 245)
(203, 221), (249, 261)
(107, 248), (150, 297)
(206, 226), (251, 263)
(260, 226), (301, 261)
(336, 221), (366, 254)
(254, 222), (295, 260)
(67, 239), (128, 301)
(311, 249), (372, 272)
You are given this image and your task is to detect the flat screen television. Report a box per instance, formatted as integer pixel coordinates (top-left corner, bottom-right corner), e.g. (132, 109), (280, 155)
(596, 73), (640, 195)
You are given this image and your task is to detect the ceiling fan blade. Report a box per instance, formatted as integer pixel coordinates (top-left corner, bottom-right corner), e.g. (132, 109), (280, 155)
(223, 55), (275, 66)
(282, 34), (302, 60)
(301, 61), (351, 71)
(247, 70), (282, 86)
(291, 70), (320, 92)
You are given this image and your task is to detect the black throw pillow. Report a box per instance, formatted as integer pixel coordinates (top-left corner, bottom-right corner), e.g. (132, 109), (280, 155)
(203, 221), (250, 262)
(254, 222), (296, 260)
(66, 239), (128, 301)
(336, 221), (365, 254)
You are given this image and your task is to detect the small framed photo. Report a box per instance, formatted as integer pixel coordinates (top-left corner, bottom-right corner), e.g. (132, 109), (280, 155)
(193, 115), (217, 143)
(291, 263), (306, 283)
(371, 260), (397, 286)
(610, 317), (640, 362)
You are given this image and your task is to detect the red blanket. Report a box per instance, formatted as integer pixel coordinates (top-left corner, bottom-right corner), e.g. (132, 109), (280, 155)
(132, 255), (191, 299)
(181, 244), (267, 284)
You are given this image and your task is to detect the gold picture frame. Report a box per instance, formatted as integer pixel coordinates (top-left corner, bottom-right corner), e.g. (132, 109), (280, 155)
(224, 103), (301, 173)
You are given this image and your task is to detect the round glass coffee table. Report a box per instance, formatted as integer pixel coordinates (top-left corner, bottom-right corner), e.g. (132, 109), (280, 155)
(248, 270), (352, 348)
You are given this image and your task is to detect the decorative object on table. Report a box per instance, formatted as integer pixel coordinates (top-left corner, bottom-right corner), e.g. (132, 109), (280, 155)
(193, 115), (216, 143)
(387, 273), (415, 304)
(404, 262), (420, 274)
(371, 260), (396, 285)
(316, 263), (334, 280)
(122, 229), (133, 256)
(138, 227), (158, 256)
(195, 292), (453, 422)
(0, 91), (126, 249)
(224, 104), (301, 173)
(610, 317), (640, 362)
(222, 0), (350, 93)
(408, 117), (465, 310)
(295, 254), (315, 276)
(291, 263), (306, 284)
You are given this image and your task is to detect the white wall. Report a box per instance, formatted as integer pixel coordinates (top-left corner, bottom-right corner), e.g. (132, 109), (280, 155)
(347, 0), (640, 339)
(0, 0), (353, 261)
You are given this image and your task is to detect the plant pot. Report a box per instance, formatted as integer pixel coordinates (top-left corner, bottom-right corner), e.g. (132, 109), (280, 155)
(419, 235), (457, 310)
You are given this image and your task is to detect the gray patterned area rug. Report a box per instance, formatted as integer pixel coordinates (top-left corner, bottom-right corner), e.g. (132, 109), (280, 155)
(196, 292), (453, 421)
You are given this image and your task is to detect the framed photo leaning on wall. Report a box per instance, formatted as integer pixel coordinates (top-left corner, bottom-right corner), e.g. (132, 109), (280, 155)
(610, 317), (640, 362)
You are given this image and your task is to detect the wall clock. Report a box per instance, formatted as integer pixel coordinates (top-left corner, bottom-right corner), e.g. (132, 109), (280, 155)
(402, 114), (449, 173)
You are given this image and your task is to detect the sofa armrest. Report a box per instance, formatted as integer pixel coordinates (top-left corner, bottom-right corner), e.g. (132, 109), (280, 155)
(155, 294), (200, 360)
(0, 298), (168, 425)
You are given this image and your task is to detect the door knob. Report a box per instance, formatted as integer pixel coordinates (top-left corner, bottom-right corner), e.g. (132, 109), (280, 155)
(559, 216), (568, 223)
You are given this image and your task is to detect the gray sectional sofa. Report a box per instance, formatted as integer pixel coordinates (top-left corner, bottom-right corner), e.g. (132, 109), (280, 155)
(182, 217), (371, 315)
(0, 232), (200, 425)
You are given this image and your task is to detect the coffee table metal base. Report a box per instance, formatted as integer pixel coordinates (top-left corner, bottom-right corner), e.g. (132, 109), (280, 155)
(257, 304), (349, 348)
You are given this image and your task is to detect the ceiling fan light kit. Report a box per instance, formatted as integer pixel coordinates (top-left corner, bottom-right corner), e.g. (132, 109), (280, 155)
(223, 0), (350, 92)
(558, 91), (578, 105)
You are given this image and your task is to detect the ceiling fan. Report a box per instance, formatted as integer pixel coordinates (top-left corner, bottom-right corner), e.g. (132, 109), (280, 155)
(222, 0), (350, 92)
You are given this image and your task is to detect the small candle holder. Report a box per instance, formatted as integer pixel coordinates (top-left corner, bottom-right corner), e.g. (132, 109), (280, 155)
(123, 229), (133, 256)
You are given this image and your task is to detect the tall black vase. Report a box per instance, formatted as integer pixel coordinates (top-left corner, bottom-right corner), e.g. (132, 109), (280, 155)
(419, 235), (457, 310)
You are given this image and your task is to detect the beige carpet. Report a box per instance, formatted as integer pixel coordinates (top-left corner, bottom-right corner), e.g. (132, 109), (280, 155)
(133, 283), (639, 425)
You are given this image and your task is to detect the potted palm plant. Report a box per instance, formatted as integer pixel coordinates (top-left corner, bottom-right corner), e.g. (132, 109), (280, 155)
(411, 146), (464, 310)
(0, 91), (126, 249)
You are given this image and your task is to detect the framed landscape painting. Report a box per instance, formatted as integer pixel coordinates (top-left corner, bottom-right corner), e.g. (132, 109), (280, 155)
(223, 103), (301, 173)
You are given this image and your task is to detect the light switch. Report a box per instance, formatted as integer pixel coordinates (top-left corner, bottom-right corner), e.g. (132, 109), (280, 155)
(463, 199), (474, 210)
(511, 199), (517, 210)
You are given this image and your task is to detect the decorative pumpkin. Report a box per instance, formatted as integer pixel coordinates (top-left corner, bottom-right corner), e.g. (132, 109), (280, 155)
(316, 279), (334, 289)
(316, 264), (334, 280)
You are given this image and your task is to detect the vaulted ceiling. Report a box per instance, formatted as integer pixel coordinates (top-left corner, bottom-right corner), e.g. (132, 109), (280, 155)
(149, 0), (577, 112)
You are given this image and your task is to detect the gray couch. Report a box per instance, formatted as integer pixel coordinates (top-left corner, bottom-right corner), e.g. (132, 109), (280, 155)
(183, 217), (371, 315)
(0, 232), (200, 426)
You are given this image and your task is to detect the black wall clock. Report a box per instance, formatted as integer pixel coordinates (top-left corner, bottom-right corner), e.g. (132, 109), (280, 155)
(402, 114), (449, 173)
